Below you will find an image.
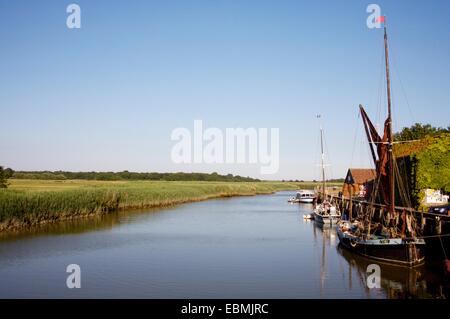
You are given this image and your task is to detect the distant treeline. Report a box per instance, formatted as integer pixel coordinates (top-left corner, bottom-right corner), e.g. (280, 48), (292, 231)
(282, 178), (344, 183)
(324, 178), (345, 183)
(7, 170), (261, 182)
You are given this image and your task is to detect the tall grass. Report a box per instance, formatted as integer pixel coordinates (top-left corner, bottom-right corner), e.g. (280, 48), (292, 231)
(0, 181), (300, 231)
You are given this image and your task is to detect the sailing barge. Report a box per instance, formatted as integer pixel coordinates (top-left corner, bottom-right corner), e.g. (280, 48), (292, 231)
(336, 18), (426, 267)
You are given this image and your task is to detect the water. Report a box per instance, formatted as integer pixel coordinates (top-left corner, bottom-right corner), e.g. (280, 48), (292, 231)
(0, 191), (447, 298)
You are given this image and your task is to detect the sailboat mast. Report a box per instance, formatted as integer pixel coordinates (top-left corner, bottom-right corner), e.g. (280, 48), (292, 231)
(319, 116), (326, 198)
(383, 18), (395, 214)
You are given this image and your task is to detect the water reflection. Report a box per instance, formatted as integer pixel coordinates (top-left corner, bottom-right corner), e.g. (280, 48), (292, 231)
(310, 219), (448, 299)
(0, 207), (170, 243)
(338, 245), (450, 298)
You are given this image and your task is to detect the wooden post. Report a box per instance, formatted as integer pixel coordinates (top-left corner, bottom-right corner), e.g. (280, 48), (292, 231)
(421, 212), (426, 233)
(349, 186), (353, 220)
(436, 217), (442, 235)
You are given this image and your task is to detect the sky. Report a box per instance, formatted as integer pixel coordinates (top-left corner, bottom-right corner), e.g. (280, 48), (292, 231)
(1, 0), (449, 180)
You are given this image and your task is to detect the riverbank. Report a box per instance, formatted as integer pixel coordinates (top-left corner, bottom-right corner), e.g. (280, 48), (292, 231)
(0, 180), (311, 232)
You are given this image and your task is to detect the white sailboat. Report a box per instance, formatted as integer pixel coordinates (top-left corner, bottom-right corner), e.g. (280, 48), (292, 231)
(313, 115), (341, 224)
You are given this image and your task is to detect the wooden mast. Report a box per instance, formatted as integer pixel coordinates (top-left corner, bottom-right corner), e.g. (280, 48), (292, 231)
(383, 17), (395, 214)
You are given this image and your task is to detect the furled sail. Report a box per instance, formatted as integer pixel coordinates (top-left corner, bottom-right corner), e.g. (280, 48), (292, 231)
(359, 105), (393, 206)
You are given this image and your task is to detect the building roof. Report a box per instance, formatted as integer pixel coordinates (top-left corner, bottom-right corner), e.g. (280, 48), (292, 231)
(345, 168), (376, 185)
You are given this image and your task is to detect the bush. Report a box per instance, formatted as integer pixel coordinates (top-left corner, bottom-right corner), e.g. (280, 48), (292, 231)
(0, 166), (7, 188)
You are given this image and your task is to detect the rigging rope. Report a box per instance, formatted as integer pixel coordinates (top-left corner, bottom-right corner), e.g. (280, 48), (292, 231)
(389, 40), (417, 123)
(418, 233), (450, 239)
(439, 236), (448, 260)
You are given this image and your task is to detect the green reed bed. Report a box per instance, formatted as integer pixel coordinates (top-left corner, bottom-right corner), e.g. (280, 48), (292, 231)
(0, 181), (299, 231)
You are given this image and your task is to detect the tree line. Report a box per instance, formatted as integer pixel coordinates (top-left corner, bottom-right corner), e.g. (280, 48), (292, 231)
(2, 169), (261, 182)
(394, 123), (449, 141)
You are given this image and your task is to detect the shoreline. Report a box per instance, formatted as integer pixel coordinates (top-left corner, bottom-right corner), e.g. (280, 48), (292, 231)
(0, 180), (305, 233)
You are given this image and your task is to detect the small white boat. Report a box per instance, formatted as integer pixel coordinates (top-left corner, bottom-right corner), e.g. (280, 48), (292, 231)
(297, 190), (315, 203)
(303, 213), (314, 220)
(313, 201), (341, 224)
(288, 197), (299, 203)
(288, 190), (315, 203)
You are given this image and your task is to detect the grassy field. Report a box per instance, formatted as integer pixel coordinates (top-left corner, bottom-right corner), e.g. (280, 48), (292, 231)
(0, 179), (312, 231)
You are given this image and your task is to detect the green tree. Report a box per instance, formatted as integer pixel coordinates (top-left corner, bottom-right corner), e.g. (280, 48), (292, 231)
(3, 168), (14, 178)
(0, 166), (7, 188)
(395, 123), (449, 141)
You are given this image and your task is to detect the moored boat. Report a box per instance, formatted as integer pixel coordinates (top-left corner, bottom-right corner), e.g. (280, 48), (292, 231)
(298, 190), (315, 203)
(314, 201), (341, 224)
(336, 17), (425, 267)
(337, 220), (425, 266)
(288, 190), (315, 203)
(313, 115), (341, 224)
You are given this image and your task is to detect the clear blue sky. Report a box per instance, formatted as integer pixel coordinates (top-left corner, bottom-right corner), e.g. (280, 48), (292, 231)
(1, 0), (449, 180)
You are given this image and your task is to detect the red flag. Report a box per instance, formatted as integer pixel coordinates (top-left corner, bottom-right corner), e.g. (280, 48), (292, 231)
(376, 15), (385, 23)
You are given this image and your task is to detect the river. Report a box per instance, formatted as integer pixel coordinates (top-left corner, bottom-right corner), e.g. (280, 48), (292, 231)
(0, 191), (447, 298)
